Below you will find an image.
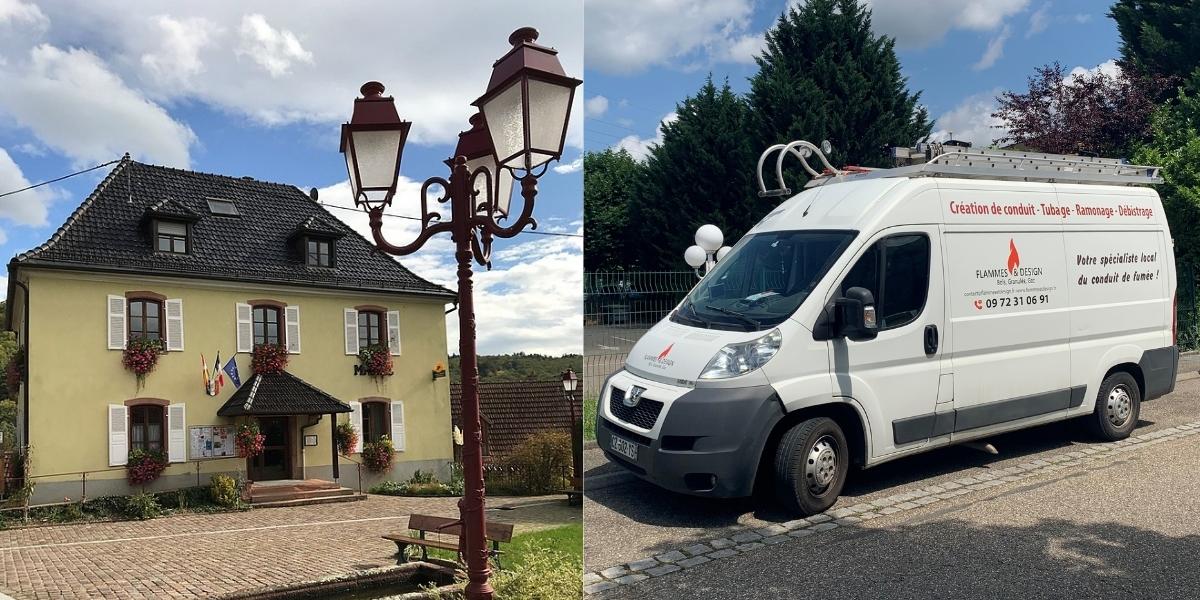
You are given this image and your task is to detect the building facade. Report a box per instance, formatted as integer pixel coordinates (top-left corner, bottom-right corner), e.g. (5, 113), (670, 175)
(5, 157), (457, 504)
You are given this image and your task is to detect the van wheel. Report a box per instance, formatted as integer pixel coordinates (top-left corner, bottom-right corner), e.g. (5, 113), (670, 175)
(1087, 372), (1141, 441)
(774, 417), (848, 516)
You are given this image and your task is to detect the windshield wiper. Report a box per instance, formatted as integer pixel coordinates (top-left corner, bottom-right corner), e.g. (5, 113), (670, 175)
(704, 304), (760, 329)
(681, 301), (710, 328)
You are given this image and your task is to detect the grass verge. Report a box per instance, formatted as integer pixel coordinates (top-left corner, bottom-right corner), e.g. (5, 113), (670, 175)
(583, 395), (597, 442)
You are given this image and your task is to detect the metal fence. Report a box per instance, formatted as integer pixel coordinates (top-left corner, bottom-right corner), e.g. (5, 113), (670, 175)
(584, 271), (696, 396)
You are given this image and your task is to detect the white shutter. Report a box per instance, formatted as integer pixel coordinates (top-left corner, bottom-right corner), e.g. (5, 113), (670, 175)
(107, 295), (126, 350)
(167, 404), (186, 463)
(236, 303), (253, 353)
(344, 308), (359, 355)
(285, 305), (301, 354)
(387, 310), (402, 356)
(390, 400), (406, 451)
(348, 401), (362, 453)
(108, 404), (128, 466)
(164, 298), (184, 351)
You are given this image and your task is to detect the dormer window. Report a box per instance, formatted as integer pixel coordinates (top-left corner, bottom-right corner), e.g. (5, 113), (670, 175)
(306, 238), (332, 267)
(155, 221), (188, 254)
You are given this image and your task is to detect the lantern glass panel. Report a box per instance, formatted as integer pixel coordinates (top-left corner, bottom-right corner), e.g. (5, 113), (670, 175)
(526, 78), (572, 166)
(344, 151), (360, 202)
(464, 155), (514, 217)
(350, 128), (404, 199)
(481, 80), (526, 169)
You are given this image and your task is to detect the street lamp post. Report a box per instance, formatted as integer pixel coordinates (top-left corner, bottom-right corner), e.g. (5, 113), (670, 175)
(340, 28), (580, 600)
(561, 368), (581, 487)
(684, 224), (732, 278)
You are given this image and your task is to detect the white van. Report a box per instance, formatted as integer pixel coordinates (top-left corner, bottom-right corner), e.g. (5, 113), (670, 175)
(596, 143), (1179, 515)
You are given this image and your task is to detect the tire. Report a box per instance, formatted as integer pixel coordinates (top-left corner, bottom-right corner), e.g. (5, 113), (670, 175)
(773, 417), (849, 516)
(1086, 371), (1141, 441)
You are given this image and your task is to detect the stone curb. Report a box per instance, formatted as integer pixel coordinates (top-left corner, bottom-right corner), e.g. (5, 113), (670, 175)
(582, 420), (1200, 596)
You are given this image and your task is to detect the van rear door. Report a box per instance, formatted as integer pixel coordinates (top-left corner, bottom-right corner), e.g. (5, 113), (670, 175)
(827, 225), (947, 457)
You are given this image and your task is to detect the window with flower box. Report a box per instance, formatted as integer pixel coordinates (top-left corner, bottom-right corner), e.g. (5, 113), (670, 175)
(129, 404), (165, 452)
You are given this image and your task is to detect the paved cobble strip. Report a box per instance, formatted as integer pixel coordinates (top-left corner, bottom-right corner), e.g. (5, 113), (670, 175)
(583, 420), (1200, 596)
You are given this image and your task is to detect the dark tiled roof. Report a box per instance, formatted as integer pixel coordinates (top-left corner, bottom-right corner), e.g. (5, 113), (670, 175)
(217, 371), (352, 416)
(15, 157), (454, 298)
(451, 380), (576, 460)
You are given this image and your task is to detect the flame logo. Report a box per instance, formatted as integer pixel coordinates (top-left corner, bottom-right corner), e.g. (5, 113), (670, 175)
(1007, 239), (1020, 273)
(658, 344), (674, 360)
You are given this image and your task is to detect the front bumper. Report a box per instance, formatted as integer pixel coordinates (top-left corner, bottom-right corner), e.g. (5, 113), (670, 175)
(595, 372), (784, 498)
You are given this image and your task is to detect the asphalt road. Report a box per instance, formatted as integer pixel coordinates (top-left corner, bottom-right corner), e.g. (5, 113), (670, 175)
(584, 374), (1200, 575)
(599, 431), (1200, 599)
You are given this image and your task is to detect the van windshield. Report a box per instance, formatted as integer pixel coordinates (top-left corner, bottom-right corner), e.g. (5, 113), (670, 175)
(673, 230), (856, 331)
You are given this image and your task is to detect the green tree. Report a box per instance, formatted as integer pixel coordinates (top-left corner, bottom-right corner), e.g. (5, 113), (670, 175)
(1110, 0), (1200, 87)
(749, 0), (931, 182)
(0, 302), (17, 403)
(583, 149), (641, 271)
(629, 77), (761, 270)
(1133, 77), (1200, 269)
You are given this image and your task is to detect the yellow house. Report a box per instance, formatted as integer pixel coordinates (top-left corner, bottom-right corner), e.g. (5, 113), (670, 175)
(4, 156), (457, 505)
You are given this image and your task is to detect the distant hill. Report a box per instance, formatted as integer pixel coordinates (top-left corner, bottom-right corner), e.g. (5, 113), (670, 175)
(449, 353), (583, 383)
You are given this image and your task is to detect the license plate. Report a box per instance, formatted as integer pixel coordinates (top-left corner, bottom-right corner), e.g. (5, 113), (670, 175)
(609, 434), (639, 462)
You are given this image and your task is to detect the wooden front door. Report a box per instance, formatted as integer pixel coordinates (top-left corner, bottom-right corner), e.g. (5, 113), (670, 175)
(249, 416), (291, 481)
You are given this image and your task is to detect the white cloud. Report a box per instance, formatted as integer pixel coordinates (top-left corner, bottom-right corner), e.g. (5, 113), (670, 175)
(585, 0), (757, 74)
(0, 147), (56, 226)
(614, 112), (677, 161)
(929, 89), (1007, 148)
(552, 156), (582, 174)
(314, 177), (581, 356)
(864, 0), (1028, 48)
(139, 15), (219, 88)
(1069, 59), (1120, 80)
(585, 95), (609, 118)
(973, 25), (1010, 71)
(0, 0), (45, 26)
(236, 13), (312, 78)
(722, 33), (765, 64)
(0, 44), (196, 167)
(0, 3), (581, 148)
(1027, 2), (1050, 37)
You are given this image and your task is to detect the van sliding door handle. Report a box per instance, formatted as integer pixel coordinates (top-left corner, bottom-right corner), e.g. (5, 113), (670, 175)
(924, 324), (939, 355)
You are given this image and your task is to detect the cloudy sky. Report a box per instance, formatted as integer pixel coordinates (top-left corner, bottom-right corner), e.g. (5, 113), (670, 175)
(0, 0), (584, 356)
(583, 0), (1120, 158)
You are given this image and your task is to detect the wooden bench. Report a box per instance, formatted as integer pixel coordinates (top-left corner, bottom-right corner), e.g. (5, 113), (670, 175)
(383, 514), (515, 568)
(563, 477), (583, 506)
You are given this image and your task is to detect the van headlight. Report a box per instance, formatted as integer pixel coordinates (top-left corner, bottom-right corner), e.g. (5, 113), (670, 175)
(699, 329), (782, 379)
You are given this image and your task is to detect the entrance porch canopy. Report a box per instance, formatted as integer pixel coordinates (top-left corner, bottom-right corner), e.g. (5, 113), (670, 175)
(217, 371), (352, 479)
(217, 371), (352, 417)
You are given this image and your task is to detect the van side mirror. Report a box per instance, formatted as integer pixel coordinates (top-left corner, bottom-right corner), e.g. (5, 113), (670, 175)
(836, 287), (878, 341)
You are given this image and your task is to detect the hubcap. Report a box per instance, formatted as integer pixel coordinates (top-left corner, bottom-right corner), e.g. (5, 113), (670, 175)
(1107, 385), (1133, 427)
(805, 435), (838, 494)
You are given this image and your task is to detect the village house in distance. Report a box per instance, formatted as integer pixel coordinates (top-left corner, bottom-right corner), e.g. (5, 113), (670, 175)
(5, 155), (457, 505)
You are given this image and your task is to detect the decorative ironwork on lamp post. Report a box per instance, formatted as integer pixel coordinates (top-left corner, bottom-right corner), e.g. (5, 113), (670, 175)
(340, 27), (580, 600)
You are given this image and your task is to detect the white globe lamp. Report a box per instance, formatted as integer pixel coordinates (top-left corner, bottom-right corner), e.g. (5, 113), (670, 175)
(684, 245), (707, 269)
(695, 224), (723, 253)
(715, 246), (732, 262)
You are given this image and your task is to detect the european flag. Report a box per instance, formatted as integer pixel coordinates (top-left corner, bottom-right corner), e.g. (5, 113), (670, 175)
(222, 356), (242, 388)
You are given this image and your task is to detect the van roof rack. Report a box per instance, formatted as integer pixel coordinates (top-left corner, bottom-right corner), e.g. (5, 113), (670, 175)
(757, 140), (1163, 195)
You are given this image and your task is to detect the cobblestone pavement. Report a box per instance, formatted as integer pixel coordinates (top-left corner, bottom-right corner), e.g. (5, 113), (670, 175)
(584, 374), (1200, 591)
(0, 494), (577, 599)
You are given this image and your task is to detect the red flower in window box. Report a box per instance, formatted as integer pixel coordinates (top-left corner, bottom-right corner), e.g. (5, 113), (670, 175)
(251, 343), (289, 374)
(123, 337), (166, 387)
(235, 422), (266, 458)
(361, 437), (395, 473)
(126, 448), (168, 485)
(357, 343), (393, 379)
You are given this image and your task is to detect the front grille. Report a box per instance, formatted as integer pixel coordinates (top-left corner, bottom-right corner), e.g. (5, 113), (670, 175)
(609, 386), (664, 429)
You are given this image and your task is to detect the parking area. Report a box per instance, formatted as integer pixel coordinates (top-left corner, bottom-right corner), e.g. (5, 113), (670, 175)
(584, 374), (1200, 596)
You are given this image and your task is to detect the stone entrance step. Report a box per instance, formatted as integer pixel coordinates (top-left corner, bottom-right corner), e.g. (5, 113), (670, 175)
(247, 479), (367, 508)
